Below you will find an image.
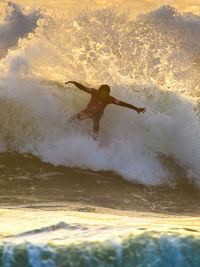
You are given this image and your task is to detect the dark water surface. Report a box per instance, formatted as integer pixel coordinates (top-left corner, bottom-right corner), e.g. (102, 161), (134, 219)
(0, 152), (200, 216)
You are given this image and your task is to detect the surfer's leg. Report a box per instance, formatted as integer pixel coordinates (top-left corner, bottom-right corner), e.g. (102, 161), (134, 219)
(92, 118), (100, 140)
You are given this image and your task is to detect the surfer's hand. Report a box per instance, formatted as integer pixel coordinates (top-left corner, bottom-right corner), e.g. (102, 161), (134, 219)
(65, 81), (75, 85)
(137, 107), (146, 114)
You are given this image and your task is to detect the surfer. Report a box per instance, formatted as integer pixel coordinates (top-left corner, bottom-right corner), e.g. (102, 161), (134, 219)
(65, 81), (146, 139)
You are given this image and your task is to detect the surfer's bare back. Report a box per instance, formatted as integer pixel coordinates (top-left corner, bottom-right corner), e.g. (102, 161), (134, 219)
(65, 81), (146, 139)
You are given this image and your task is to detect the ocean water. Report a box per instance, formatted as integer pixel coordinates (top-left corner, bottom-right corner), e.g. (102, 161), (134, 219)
(0, 1), (200, 266)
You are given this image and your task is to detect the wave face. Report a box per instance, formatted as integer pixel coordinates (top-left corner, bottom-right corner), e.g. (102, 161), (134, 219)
(1, 231), (200, 267)
(1, 2), (200, 186)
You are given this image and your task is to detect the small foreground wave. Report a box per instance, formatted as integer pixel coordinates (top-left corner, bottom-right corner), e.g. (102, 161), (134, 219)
(1, 233), (200, 267)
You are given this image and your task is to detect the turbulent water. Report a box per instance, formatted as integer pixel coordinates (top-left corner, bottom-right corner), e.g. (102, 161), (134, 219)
(1, 1), (200, 266)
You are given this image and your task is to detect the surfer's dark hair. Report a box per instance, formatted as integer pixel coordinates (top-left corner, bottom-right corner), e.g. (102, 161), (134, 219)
(98, 84), (110, 94)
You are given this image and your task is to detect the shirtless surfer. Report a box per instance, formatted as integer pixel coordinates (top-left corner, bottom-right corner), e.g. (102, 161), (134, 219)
(65, 81), (146, 139)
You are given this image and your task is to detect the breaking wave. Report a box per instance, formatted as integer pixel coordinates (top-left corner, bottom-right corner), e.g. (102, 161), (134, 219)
(1, 2), (200, 186)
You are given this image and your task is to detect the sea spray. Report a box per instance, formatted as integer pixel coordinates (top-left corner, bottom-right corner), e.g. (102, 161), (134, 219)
(0, 2), (42, 59)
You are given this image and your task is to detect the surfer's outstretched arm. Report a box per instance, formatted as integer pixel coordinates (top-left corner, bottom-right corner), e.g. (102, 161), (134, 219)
(65, 81), (92, 94)
(115, 100), (146, 114)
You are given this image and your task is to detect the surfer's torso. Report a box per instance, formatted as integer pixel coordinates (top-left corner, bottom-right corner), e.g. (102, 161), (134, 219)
(83, 88), (120, 119)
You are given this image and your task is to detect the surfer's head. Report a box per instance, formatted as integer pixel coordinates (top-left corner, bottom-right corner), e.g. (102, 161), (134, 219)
(98, 84), (110, 98)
